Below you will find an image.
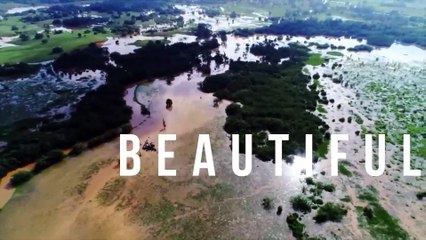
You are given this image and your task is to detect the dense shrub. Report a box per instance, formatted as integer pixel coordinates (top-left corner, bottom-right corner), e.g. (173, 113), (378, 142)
(416, 191), (426, 200)
(121, 123), (133, 134)
(225, 103), (241, 116)
(322, 183), (335, 192)
(348, 45), (373, 52)
(34, 149), (65, 173)
(314, 202), (347, 223)
(286, 213), (306, 239)
(87, 129), (121, 149)
(201, 74), (231, 93)
(10, 171), (33, 187)
(193, 23), (212, 39)
(291, 195), (312, 213)
(262, 197), (273, 210)
(51, 47), (64, 54)
(306, 177), (315, 185)
(69, 143), (85, 156)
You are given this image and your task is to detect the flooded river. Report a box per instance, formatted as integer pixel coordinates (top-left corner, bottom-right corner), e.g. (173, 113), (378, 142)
(0, 5), (425, 239)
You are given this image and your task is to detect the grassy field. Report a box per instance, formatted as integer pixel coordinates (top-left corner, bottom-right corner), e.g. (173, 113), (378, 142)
(305, 53), (325, 66)
(356, 186), (410, 239)
(0, 16), (44, 37)
(0, 30), (109, 64)
(327, 51), (344, 57)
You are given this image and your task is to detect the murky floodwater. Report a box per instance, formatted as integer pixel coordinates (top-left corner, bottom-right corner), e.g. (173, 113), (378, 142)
(5, 6), (47, 14)
(176, 5), (269, 31)
(0, 67), (105, 126)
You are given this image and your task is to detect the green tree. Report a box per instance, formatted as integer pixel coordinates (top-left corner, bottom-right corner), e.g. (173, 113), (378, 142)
(51, 46), (64, 54)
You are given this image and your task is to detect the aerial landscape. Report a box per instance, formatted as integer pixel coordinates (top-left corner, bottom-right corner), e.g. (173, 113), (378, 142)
(0, 0), (424, 239)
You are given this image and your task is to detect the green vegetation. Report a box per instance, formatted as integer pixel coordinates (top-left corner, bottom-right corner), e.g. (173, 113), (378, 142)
(416, 191), (426, 200)
(121, 123), (133, 134)
(10, 170), (33, 187)
(0, 16), (42, 37)
(286, 213), (306, 239)
(326, 0), (426, 17)
(286, 212), (323, 240)
(314, 140), (329, 158)
(0, 40), (220, 179)
(96, 177), (126, 206)
(358, 186), (379, 202)
(305, 177), (315, 185)
(322, 183), (335, 192)
(340, 195), (352, 203)
(307, 180), (335, 196)
(255, 19), (426, 47)
(193, 183), (233, 202)
(87, 129), (121, 149)
(313, 202), (347, 223)
(81, 158), (115, 180)
(139, 199), (182, 224)
(69, 181), (88, 196)
(338, 162), (353, 177)
(353, 62), (425, 160)
(145, 28), (190, 37)
(33, 149), (65, 173)
(316, 104), (327, 114)
(305, 53), (324, 66)
(311, 198), (323, 205)
(354, 114), (364, 125)
(261, 197), (273, 210)
(348, 44), (373, 52)
(130, 39), (170, 47)
(201, 44), (329, 161)
(327, 51), (343, 57)
(0, 30), (108, 64)
(291, 195), (312, 213)
(357, 186), (409, 239)
(69, 143), (85, 156)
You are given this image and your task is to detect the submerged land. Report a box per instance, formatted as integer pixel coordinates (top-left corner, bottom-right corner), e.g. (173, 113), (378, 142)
(0, 0), (425, 239)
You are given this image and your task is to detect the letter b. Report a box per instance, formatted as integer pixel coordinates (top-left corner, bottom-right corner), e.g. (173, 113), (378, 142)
(120, 134), (141, 176)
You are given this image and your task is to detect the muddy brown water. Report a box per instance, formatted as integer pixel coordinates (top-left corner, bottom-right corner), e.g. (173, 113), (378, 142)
(0, 32), (424, 239)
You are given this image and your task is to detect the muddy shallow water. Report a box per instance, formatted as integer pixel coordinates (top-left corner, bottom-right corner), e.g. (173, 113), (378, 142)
(0, 27), (425, 239)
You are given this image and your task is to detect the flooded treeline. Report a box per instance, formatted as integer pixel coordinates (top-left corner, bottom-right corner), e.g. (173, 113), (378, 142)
(0, 38), (221, 179)
(235, 19), (426, 48)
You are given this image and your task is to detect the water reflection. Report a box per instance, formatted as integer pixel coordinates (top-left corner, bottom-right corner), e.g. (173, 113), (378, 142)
(0, 67), (105, 126)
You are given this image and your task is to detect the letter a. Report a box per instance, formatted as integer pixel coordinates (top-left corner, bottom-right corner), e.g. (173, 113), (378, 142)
(193, 134), (215, 176)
